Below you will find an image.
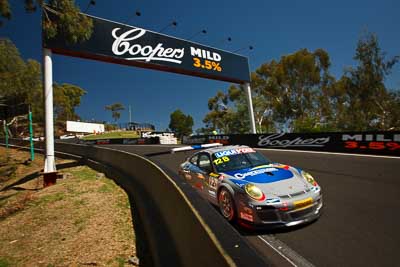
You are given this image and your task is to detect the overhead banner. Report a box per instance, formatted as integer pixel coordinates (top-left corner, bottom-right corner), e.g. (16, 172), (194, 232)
(43, 14), (250, 84)
(183, 132), (400, 156)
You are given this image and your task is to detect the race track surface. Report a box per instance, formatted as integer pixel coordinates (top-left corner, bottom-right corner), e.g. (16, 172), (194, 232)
(108, 144), (399, 267)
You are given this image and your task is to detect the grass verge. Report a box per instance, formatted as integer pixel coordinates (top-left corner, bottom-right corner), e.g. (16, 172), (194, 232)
(82, 131), (140, 140)
(0, 147), (137, 267)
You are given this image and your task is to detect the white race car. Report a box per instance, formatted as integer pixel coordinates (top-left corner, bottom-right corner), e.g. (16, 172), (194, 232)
(178, 144), (323, 228)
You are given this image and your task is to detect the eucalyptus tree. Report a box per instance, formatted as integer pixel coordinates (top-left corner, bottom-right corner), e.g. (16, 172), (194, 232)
(1, 0), (93, 44)
(169, 109), (194, 138)
(105, 103), (125, 123)
(338, 33), (399, 130)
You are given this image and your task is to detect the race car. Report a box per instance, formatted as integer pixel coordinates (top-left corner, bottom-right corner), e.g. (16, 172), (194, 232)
(178, 144), (323, 227)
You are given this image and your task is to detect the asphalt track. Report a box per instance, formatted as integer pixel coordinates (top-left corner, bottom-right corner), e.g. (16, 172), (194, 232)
(108, 144), (399, 267)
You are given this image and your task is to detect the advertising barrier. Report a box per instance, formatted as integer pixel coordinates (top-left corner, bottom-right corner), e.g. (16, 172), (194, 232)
(183, 132), (400, 156)
(79, 137), (160, 145)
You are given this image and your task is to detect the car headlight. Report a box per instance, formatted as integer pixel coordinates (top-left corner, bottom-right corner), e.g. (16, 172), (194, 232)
(244, 183), (266, 201)
(302, 171), (318, 186)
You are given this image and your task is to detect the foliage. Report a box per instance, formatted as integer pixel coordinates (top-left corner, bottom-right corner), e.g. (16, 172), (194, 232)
(0, 39), (42, 121)
(202, 33), (399, 133)
(255, 48), (335, 132)
(1, 0), (93, 44)
(336, 33), (399, 130)
(54, 83), (86, 121)
(202, 86), (251, 134)
(104, 123), (118, 131)
(0, 0), (11, 24)
(0, 39), (86, 127)
(43, 0), (93, 44)
(105, 103), (125, 123)
(169, 109), (194, 138)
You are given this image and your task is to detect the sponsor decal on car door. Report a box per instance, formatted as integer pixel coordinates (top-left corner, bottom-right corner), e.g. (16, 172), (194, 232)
(204, 172), (219, 200)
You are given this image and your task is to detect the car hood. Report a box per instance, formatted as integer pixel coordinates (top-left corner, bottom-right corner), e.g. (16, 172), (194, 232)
(222, 164), (309, 196)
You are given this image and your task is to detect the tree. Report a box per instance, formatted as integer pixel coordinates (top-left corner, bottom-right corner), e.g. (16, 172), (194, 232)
(54, 83), (86, 121)
(0, 39), (43, 122)
(105, 103), (125, 123)
(169, 109), (194, 138)
(203, 90), (231, 133)
(202, 34), (398, 133)
(204, 48), (335, 133)
(0, 38), (87, 136)
(1, 0), (93, 44)
(254, 48), (335, 132)
(384, 91), (400, 130)
(336, 32), (399, 130)
(203, 86), (252, 134)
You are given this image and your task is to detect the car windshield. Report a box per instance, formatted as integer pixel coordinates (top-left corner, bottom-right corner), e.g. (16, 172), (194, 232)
(211, 150), (270, 172)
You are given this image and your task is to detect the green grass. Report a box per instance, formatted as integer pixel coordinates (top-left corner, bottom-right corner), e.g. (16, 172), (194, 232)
(81, 131), (139, 140)
(117, 197), (131, 210)
(68, 167), (97, 181)
(115, 256), (126, 267)
(98, 176), (118, 193)
(73, 217), (86, 232)
(73, 199), (85, 206)
(98, 183), (113, 193)
(33, 193), (64, 206)
(0, 257), (11, 267)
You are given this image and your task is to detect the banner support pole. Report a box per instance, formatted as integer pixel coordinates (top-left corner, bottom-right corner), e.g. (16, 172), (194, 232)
(244, 83), (257, 134)
(43, 48), (56, 174)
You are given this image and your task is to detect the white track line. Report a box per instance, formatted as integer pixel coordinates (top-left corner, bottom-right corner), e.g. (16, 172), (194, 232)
(258, 236), (298, 267)
(258, 235), (316, 267)
(254, 148), (400, 159)
(111, 144), (400, 159)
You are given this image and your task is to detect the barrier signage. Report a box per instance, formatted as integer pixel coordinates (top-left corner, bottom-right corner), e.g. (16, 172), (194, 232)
(79, 137), (160, 145)
(183, 132), (400, 156)
(43, 14), (250, 83)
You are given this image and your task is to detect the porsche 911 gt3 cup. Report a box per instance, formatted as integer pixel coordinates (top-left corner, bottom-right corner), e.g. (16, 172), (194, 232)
(178, 145), (323, 227)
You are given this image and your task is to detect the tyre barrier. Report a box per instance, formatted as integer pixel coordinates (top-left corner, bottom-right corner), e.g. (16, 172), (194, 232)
(2, 139), (270, 267)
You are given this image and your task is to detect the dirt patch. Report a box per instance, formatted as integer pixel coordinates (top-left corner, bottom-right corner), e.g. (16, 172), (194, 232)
(0, 147), (137, 266)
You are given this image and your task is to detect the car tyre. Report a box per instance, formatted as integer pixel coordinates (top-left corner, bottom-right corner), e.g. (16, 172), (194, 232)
(218, 188), (236, 222)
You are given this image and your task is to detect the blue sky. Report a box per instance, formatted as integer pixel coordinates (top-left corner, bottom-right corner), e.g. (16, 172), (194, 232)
(1, 0), (399, 131)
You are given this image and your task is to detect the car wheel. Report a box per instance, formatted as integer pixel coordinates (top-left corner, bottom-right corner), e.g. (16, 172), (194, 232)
(218, 188), (236, 222)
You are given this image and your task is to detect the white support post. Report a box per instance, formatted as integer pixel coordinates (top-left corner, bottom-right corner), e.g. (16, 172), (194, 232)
(244, 82), (257, 134)
(43, 48), (56, 173)
(129, 105), (132, 124)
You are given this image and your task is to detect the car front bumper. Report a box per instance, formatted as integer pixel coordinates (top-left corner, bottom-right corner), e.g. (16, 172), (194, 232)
(236, 194), (323, 228)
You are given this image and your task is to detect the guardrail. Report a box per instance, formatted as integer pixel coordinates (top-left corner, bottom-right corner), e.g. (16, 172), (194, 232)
(183, 131), (400, 156)
(2, 139), (269, 267)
